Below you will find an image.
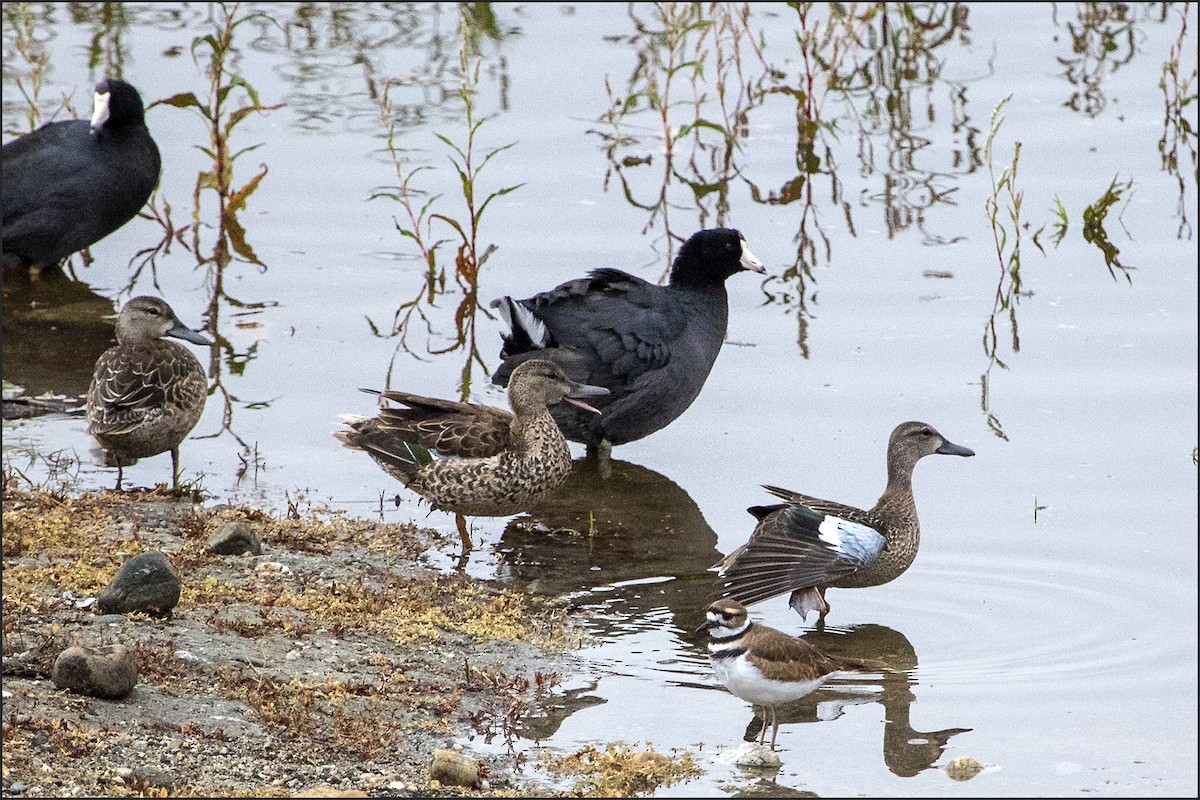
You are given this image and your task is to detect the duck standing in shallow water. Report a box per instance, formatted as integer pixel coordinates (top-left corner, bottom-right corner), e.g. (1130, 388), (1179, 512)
(698, 598), (880, 751)
(489, 228), (765, 468)
(716, 421), (974, 627)
(2, 78), (160, 271)
(335, 359), (608, 552)
(86, 297), (212, 491)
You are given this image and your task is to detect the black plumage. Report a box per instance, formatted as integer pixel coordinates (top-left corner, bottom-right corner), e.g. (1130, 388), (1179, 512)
(490, 228), (765, 457)
(3, 78), (160, 270)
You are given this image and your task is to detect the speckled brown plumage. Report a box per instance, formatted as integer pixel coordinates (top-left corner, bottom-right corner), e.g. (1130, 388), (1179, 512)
(86, 296), (211, 490)
(716, 421), (974, 624)
(335, 359), (607, 517)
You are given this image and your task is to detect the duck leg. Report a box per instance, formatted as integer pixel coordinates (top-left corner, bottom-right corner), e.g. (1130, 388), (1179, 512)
(455, 513), (473, 558)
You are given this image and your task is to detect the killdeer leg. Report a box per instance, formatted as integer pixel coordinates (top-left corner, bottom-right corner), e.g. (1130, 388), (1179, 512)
(756, 705), (767, 747)
(115, 461), (124, 491)
(171, 446), (181, 490)
(769, 706), (780, 751)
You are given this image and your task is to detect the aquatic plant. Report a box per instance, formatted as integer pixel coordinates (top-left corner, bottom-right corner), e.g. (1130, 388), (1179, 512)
(1081, 175), (1134, 282)
(146, 1), (283, 472)
(369, 5), (520, 398)
(1053, 2), (1138, 117)
(1, 2), (68, 136)
(548, 742), (702, 797)
(980, 94), (1023, 441)
(1158, 3), (1197, 239)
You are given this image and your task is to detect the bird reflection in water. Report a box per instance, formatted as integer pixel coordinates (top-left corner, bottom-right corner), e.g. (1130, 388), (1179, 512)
(2, 268), (115, 415)
(735, 623), (970, 778)
(497, 455), (725, 639)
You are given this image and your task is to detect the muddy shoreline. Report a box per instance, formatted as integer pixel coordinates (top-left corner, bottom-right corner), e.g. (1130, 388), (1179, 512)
(2, 484), (604, 797)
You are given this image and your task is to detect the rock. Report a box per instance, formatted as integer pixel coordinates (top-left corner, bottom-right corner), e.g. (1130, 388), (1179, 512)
(207, 521), (262, 555)
(299, 788), (367, 798)
(97, 552), (181, 616)
(719, 742), (782, 769)
(52, 644), (138, 699)
(129, 766), (174, 791)
(946, 756), (985, 781)
(430, 748), (481, 788)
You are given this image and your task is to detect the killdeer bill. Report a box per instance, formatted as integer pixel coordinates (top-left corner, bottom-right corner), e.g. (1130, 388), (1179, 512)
(698, 598), (878, 751)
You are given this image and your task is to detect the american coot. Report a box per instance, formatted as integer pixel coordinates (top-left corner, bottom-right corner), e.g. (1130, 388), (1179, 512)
(335, 359), (608, 552)
(490, 228), (765, 463)
(87, 296), (212, 491)
(715, 422), (975, 627)
(2, 78), (160, 271)
(697, 598), (881, 751)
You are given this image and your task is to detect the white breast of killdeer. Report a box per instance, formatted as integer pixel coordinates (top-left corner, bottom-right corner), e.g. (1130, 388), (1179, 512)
(705, 603), (831, 706)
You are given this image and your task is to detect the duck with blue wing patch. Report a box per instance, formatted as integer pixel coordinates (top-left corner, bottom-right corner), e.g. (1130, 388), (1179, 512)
(716, 421), (974, 627)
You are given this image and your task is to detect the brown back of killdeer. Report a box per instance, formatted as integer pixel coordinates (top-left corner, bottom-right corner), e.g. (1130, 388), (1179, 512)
(698, 598), (880, 750)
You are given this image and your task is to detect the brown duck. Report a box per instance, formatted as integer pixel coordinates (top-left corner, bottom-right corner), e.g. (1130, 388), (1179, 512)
(86, 296), (212, 490)
(716, 421), (974, 626)
(335, 359), (607, 551)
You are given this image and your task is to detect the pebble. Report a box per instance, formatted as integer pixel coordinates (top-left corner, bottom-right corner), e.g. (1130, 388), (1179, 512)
(430, 748), (481, 789)
(51, 644), (139, 699)
(207, 521), (262, 555)
(717, 742), (783, 769)
(96, 552), (181, 616)
(129, 766), (175, 791)
(946, 756), (985, 781)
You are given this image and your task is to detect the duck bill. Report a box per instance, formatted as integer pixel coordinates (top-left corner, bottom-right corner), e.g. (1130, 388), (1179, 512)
(167, 320), (214, 347)
(563, 380), (608, 415)
(937, 439), (975, 457)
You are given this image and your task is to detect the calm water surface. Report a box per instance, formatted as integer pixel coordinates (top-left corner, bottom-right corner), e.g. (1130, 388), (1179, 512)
(3, 3), (1196, 796)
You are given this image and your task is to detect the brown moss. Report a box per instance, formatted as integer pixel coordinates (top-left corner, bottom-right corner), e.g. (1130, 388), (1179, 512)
(547, 742), (703, 797)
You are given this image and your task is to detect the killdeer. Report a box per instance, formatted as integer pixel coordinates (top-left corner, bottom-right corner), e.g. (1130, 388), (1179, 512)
(715, 421), (974, 627)
(698, 598), (879, 750)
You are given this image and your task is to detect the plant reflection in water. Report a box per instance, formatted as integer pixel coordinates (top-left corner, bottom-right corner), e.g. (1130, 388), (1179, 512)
(139, 3), (282, 481)
(593, 3), (976, 356)
(366, 5), (517, 400)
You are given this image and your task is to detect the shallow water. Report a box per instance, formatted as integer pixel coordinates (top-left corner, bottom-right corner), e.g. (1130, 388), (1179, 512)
(3, 3), (1197, 796)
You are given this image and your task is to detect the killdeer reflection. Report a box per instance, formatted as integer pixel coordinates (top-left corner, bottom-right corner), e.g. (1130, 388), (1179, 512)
(698, 598), (878, 751)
